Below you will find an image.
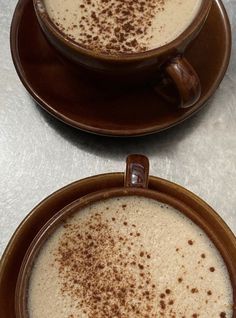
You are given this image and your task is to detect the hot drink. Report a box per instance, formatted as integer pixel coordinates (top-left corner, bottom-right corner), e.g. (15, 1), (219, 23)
(43, 0), (202, 54)
(28, 196), (233, 317)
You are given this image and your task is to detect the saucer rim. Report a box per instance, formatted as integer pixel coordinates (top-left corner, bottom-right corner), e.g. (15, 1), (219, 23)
(1, 172), (235, 274)
(10, 0), (232, 137)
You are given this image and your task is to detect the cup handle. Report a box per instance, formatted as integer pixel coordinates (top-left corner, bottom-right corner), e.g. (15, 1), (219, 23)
(125, 154), (149, 189)
(163, 55), (201, 109)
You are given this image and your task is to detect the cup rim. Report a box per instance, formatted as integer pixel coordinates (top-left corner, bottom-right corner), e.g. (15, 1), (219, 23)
(33, 0), (213, 62)
(16, 186), (236, 318)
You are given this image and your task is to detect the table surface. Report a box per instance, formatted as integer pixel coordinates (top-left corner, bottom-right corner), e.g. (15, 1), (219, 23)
(0, 0), (235, 258)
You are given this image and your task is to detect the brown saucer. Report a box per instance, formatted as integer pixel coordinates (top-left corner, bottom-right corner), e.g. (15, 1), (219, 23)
(10, 0), (231, 137)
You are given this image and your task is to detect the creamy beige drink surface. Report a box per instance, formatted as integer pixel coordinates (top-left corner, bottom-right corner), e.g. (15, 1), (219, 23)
(42, 0), (202, 54)
(28, 196), (233, 318)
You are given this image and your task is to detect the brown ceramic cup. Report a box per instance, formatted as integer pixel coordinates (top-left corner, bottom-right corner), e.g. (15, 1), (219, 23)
(16, 154), (236, 317)
(33, 0), (213, 108)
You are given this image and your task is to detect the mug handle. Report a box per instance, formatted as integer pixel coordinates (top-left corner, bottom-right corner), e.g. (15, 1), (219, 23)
(125, 154), (149, 189)
(162, 55), (201, 109)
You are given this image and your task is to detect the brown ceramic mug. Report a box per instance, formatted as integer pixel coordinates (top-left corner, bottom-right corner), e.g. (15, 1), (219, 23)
(33, 0), (213, 108)
(16, 154), (236, 317)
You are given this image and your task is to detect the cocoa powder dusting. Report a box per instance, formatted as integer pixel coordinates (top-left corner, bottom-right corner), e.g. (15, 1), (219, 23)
(44, 199), (233, 318)
(50, 0), (167, 54)
(53, 212), (159, 317)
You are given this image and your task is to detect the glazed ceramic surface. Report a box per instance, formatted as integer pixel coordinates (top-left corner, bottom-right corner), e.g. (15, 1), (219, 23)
(32, 0), (212, 108)
(1, 168), (236, 318)
(10, 0), (231, 135)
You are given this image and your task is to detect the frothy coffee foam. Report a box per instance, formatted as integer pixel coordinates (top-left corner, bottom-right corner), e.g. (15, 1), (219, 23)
(43, 0), (202, 54)
(28, 196), (233, 318)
